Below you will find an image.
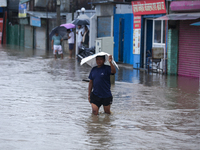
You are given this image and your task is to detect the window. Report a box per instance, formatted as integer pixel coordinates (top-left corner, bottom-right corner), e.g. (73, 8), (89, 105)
(153, 20), (165, 44)
(97, 17), (111, 38)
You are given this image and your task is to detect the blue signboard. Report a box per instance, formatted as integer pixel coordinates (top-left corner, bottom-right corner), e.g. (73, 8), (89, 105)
(30, 16), (41, 27)
(18, 3), (27, 18)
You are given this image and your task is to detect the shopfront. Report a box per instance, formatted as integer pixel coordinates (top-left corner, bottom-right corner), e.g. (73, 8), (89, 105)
(178, 19), (200, 78)
(132, 0), (166, 70)
(172, 1), (200, 78)
(0, 0), (7, 44)
(156, 1), (200, 78)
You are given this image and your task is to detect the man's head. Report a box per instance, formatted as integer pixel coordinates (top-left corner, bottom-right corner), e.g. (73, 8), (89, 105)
(55, 32), (58, 36)
(78, 25), (81, 29)
(85, 26), (88, 31)
(67, 29), (71, 33)
(96, 55), (105, 67)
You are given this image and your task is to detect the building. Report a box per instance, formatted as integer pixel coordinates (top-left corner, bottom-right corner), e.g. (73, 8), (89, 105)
(92, 1), (133, 65)
(156, 0), (200, 78)
(131, 0), (167, 72)
(5, 0), (68, 50)
(0, 0), (7, 45)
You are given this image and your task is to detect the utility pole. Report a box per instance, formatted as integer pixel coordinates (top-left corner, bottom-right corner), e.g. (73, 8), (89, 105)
(46, 0), (49, 51)
(56, 0), (61, 26)
(71, 0), (74, 21)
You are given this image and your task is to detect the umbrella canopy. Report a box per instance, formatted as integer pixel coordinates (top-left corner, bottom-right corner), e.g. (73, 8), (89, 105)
(49, 26), (67, 40)
(49, 23), (76, 40)
(72, 19), (90, 25)
(60, 23), (76, 29)
(72, 14), (90, 25)
(80, 52), (119, 69)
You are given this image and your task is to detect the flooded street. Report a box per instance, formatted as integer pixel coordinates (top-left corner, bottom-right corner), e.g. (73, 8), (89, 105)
(0, 45), (200, 150)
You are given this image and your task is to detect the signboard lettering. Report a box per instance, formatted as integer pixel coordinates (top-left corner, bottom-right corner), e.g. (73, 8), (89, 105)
(132, 0), (166, 15)
(133, 16), (141, 54)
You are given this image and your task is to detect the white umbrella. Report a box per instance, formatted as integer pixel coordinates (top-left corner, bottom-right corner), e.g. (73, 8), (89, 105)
(80, 52), (119, 69)
(71, 14), (90, 25)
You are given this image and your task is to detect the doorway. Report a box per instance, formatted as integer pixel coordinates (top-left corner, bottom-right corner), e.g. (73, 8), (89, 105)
(143, 19), (153, 68)
(118, 18), (124, 62)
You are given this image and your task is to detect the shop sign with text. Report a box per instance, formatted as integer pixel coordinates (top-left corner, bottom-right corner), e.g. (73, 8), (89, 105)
(132, 0), (166, 15)
(0, 0), (7, 7)
(133, 16), (141, 54)
(30, 16), (41, 27)
(18, 3), (27, 18)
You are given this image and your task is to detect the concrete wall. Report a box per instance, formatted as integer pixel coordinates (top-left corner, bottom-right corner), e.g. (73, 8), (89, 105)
(115, 4), (132, 14)
(95, 4), (114, 16)
(60, 0), (70, 12)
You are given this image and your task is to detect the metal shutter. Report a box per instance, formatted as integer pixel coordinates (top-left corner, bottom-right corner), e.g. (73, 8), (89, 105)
(35, 27), (46, 50)
(24, 26), (33, 48)
(178, 20), (200, 78)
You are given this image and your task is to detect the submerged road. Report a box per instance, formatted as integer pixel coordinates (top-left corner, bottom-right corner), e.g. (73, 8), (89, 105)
(0, 45), (200, 150)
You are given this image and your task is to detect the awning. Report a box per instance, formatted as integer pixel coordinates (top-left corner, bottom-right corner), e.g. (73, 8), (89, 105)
(20, 0), (30, 4)
(170, 1), (200, 12)
(190, 21), (200, 26)
(27, 11), (67, 19)
(154, 13), (200, 20)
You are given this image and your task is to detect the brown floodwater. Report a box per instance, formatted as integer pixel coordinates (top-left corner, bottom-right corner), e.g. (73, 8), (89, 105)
(0, 45), (199, 150)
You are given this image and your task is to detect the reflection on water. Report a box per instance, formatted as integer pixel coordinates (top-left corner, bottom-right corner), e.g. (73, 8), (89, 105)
(86, 114), (113, 148)
(0, 46), (200, 150)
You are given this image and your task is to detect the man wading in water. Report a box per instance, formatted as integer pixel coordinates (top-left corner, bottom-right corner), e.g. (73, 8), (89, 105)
(88, 55), (116, 115)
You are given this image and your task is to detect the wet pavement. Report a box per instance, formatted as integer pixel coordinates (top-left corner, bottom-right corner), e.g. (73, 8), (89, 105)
(0, 45), (200, 150)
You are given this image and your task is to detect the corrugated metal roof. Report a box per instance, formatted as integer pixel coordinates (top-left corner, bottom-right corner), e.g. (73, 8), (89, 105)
(27, 11), (67, 18)
(20, 0), (30, 4)
(91, 1), (131, 5)
(154, 13), (200, 20)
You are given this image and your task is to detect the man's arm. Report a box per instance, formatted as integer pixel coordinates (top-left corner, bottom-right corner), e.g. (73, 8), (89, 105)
(88, 80), (93, 102)
(67, 33), (71, 39)
(51, 40), (54, 50)
(109, 55), (116, 74)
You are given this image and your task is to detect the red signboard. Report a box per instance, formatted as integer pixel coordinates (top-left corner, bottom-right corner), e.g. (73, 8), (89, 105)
(0, 18), (3, 44)
(132, 0), (166, 15)
(133, 16), (141, 54)
(134, 16), (141, 29)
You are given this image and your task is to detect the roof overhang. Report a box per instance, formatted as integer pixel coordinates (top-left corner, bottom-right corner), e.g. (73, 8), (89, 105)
(170, 1), (200, 12)
(20, 0), (30, 4)
(27, 11), (67, 19)
(154, 13), (200, 20)
(90, 1), (131, 5)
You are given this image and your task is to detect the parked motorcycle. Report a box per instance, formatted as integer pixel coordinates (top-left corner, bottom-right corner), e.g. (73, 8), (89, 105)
(77, 46), (95, 62)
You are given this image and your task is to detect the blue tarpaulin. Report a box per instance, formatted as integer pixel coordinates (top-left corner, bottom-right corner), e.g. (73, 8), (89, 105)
(190, 21), (200, 26)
